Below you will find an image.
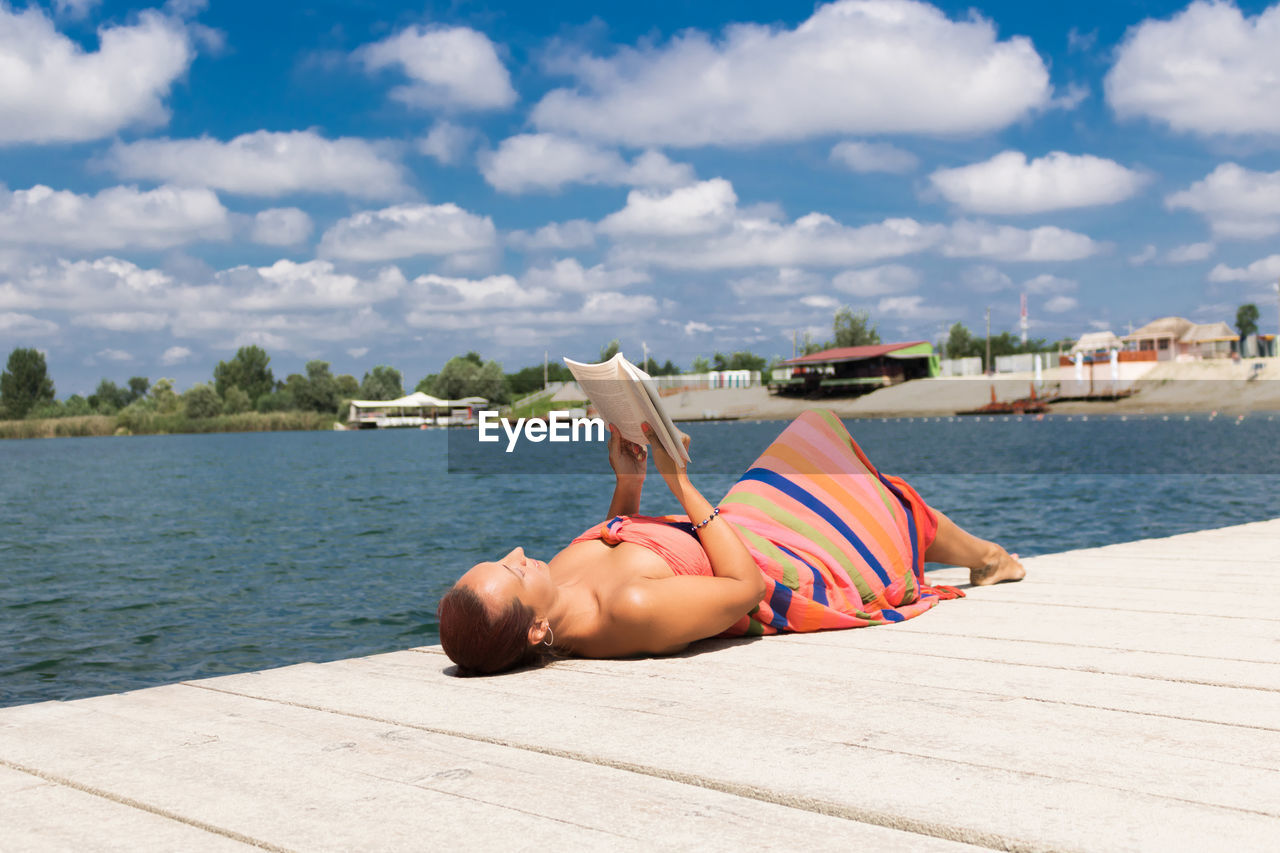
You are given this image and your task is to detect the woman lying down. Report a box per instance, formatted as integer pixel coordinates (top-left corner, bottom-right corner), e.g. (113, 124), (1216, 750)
(438, 410), (1023, 675)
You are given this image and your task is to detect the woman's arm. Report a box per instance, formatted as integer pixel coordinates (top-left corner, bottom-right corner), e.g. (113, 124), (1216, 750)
(600, 425), (766, 653)
(605, 424), (645, 518)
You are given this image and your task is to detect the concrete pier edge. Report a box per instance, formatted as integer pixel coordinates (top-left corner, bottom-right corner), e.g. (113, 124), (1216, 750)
(3, 519), (1278, 852)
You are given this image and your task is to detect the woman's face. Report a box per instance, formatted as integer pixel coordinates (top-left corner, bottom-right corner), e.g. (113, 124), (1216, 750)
(456, 546), (555, 618)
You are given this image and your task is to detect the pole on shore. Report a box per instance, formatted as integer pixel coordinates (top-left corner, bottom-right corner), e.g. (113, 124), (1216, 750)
(543, 350), (547, 390)
(642, 340), (648, 372)
(985, 306), (992, 375)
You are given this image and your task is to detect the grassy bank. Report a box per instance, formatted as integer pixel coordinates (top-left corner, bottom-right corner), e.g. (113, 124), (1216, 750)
(0, 411), (336, 440)
(0, 415), (117, 439)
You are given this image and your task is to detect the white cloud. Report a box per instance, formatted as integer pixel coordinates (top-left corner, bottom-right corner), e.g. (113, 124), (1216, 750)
(0, 311), (58, 335)
(832, 264), (919, 296)
(505, 219), (596, 251)
(614, 214), (944, 270)
(929, 151), (1146, 214)
(1208, 254), (1280, 283)
(531, 0), (1052, 146)
(217, 260), (406, 311)
(356, 25), (516, 111)
(684, 320), (713, 335)
(801, 294), (840, 309)
(1023, 273), (1077, 294)
(1106, 1), (1280, 135)
(104, 130), (408, 198)
(96, 348), (134, 362)
(941, 220), (1101, 262)
(597, 179), (1097, 269)
(405, 274), (554, 323)
(728, 268), (824, 298)
(600, 179), (947, 269)
(1129, 244), (1158, 266)
(875, 295), (940, 319)
(960, 265), (1014, 292)
(598, 179), (738, 237)
(1166, 163), (1280, 239)
(1044, 295), (1078, 313)
(481, 134), (694, 193)
(417, 121), (474, 165)
(522, 258), (649, 292)
(251, 208), (313, 246)
(0, 183), (229, 250)
(346, 347), (369, 359)
(2, 254), (409, 354)
(0, 5), (192, 144)
(830, 141), (919, 174)
(1166, 241), (1215, 263)
(72, 312), (168, 331)
(318, 203), (497, 261)
(161, 345), (192, 365)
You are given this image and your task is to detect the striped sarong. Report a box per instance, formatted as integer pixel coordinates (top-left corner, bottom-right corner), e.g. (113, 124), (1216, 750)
(718, 409), (961, 636)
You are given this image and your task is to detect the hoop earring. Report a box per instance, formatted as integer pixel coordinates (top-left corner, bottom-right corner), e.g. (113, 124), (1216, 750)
(543, 625), (554, 647)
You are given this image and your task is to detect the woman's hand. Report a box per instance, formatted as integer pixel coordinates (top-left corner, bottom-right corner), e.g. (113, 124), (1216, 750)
(642, 423), (691, 497)
(606, 424), (646, 518)
(608, 424), (647, 480)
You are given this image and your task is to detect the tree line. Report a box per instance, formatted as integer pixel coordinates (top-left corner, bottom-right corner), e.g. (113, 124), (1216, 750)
(0, 340), (782, 423)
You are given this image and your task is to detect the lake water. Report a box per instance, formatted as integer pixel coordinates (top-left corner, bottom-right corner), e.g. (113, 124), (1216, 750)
(4, 412), (1280, 707)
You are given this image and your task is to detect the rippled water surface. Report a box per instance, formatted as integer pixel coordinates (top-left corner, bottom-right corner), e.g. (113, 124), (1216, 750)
(4, 413), (1279, 707)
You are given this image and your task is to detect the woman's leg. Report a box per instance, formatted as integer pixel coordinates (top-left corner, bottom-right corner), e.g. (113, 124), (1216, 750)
(925, 510), (1025, 586)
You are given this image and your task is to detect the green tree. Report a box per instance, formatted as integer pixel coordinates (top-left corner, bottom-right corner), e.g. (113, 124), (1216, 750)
(505, 363), (574, 397)
(150, 378), (181, 413)
(255, 388), (296, 413)
(336, 374), (359, 398)
(1237, 303), (1260, 341)
(690, 356), (711, 373)
(415, 374), (438, 394)
(599, 339), (621, 361)
(359, 365), (404, 400)
(63, 394), (92, 416)
(431, 355), (508, 402)
(127, 376), (150, 402)
(213, 346), (275, 405)
(1, 347), (56, 419)
(89, 379), (131, 413)
(945, 323), (976, 359)
(712, 351), (767, 371)
(288, 360), (340, 413)
(832, 307), (880, 347)
(222, 386), (251, 414)
(183, 383), (223, 419)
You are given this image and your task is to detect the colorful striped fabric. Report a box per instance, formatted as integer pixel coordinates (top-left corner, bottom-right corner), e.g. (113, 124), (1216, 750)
(717, 409), (962, 636)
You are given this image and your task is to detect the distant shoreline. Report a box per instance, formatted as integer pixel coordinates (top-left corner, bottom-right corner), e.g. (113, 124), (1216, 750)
(662, 360), (1280, 422)
(0, 411), (335, 440)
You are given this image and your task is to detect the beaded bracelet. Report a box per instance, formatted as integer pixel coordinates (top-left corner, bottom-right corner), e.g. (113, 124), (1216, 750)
(693, 507), (720, 530)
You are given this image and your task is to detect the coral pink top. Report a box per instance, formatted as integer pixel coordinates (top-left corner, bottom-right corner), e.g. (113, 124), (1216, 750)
(571, 515), (712, 576)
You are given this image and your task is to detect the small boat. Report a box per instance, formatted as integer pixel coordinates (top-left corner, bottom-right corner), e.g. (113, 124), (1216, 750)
(956, 383), (1051, 416)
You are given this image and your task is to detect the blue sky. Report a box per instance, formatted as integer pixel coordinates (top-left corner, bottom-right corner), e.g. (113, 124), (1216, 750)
(2, 0), (1279, 394)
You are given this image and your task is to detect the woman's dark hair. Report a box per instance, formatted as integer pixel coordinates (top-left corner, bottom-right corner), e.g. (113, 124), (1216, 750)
(437, 584), (541, 675)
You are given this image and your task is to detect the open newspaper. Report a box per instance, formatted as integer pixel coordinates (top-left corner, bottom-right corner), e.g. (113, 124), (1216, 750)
(563, 353), (690, 469)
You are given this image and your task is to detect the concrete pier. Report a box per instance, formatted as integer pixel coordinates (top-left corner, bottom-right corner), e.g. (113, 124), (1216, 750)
(2, 520), (1278, 852)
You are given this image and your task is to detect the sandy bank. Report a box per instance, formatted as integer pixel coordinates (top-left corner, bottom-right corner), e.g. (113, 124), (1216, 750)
(664, 359), (1280, 420)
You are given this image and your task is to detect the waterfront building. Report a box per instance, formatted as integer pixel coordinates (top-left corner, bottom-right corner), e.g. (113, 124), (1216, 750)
(771, 341), (939, 396)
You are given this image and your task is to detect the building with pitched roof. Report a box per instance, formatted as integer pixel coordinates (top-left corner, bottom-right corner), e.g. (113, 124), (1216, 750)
(1120, 317), (1238, 361)
(771, 341), (938, 396)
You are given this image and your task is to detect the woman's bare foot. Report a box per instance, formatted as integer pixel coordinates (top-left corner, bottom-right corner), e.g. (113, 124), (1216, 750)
(969, 543), (1026, 586)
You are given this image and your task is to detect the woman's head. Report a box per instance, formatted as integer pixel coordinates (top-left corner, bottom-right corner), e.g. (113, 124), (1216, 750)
(437, 547), (554, 675)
